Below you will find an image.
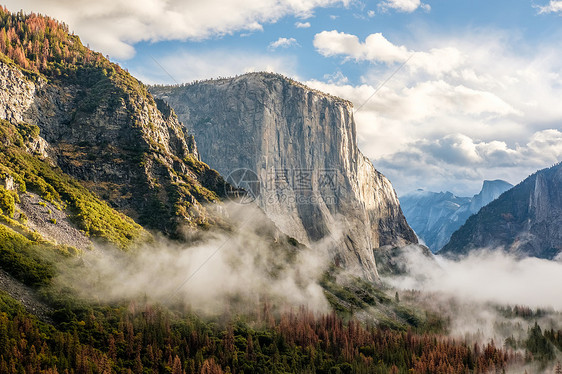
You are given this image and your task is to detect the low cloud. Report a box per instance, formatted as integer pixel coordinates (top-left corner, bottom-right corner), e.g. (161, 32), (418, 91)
(390, 248), (562, 372)
(58, 203), (330, 316)
(388, 248), (562, 311)
(6, 0), (349, 59)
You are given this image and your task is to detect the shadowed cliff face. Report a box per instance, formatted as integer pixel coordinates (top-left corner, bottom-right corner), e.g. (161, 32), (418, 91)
(151, 73), (417, 281)
(0, 59), (225, 236)
(441, 163), (562, 259)
(400, 180), (513, 253)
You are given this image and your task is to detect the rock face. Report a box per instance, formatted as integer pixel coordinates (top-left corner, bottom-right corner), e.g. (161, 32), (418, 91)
(401, 180), (513, 252)
(400, 190), (471, 253)
(0, 59), (225, 236)
(469, 180), (513, 214)
(17, 193), (92, 250)
(440, 164), (562, 259)
(151, 73), (417, 280)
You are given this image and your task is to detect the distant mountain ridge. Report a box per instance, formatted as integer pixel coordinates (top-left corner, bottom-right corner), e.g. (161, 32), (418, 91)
(441, 163), (562, 259)
(400, 180), (513, 252)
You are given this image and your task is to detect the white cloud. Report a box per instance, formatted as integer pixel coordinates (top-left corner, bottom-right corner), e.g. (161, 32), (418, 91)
(537, 0), (562, 13)
(295, 21), (311, 28)
(390, 249), (562, 310)
(60, 203), (330, 315)
(131, 50), (297, 85)
(367, 10), (376, 17)
(388, 130), (562, 169)
(378, 0), (430, 13)
(314, 30), (409, 62)
(268, 37), (299, 50)
(375, 129), (562, 195)
(5, 0), (349, 59)
(313, 30), (463, 77)
(308, 31), (562, 195)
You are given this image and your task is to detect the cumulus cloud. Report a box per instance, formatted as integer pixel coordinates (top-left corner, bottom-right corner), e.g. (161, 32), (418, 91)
(380, 129), (562, 168)
(378, 0), (430, 13)
(308, 30), (562, 195)
(295, 21), (311, 28)
(268, 37), (299, 50)
(374, 130), (562, 193)
(378, 131), (562, 195)
(313, 31), (462, 77)
(6, 0), (349, 59)
(537, 0), (562, 14)
(314, 31), (409, 62)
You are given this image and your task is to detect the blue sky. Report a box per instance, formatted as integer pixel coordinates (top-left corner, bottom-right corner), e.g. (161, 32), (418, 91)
(7, 0), (562, 196)
(121, 0), (562, 85)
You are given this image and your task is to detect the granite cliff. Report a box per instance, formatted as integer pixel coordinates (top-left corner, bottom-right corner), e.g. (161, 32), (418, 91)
(440, 163), (562, 259)
(151, 73), (417, 280)
(400, 180), (513, 252)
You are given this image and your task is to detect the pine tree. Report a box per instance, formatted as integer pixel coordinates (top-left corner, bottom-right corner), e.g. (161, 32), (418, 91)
(172, 355), (183, 374)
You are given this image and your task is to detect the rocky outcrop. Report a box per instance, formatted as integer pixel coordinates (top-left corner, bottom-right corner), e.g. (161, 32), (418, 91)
(400, 180), (513, 252)
(440, 163), (562, 259)
(151, 73), (417, 280)
(400, 190), (471, 252)
(17, 193), (92, 250)
(0, 59), (224, 236)
(469, 180), (513, 214)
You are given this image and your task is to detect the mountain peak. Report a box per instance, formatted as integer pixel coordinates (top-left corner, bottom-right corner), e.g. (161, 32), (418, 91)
(152, 71), (353, 107)
(400, 179), (513, 252)
(470, 179), (513, 214)
(151, 74), (418, 281)
(0, 8), (228, 236)
(441, 163), (562, 259)
(481, 179), (513, 191)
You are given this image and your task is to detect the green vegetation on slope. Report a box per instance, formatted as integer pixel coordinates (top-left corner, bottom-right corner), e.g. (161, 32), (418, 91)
(321, 269), (445, 333)
(0, 225), (54, 286)
(0, 119), (149, 248)
(0, 6), (228, 237)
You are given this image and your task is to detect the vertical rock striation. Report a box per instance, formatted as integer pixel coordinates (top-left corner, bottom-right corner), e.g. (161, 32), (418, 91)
(440, 163), (562, 259)
(151, 73), (417, 280)
(400, 180), (513, 252)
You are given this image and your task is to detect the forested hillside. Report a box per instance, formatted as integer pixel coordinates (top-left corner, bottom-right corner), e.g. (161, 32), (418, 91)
(0, 7), (557, 373)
